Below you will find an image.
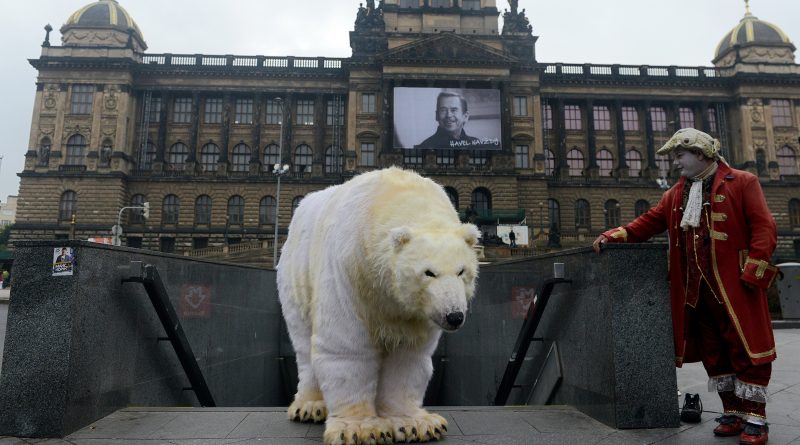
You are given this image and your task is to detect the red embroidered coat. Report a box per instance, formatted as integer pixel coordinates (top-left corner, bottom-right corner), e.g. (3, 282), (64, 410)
(601, 163), (778, 366)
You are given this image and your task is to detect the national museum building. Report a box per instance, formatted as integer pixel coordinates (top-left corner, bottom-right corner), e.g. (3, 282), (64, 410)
(12, 0), (800, 260)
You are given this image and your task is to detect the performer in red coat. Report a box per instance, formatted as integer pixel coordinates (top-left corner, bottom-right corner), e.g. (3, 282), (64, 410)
(593, 128), (777, 445)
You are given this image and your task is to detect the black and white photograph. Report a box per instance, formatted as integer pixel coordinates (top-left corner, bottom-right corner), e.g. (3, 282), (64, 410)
(393, 87), (502, 150)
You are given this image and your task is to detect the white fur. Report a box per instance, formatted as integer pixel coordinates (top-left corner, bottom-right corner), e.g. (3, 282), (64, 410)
(276, 167), (478, 444)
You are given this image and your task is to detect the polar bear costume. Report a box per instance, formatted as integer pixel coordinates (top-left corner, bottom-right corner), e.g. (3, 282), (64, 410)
(277, 167), (479, 445)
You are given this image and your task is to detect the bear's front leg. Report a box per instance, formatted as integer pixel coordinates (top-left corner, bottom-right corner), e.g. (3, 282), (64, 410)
(377, 333), (448, 443)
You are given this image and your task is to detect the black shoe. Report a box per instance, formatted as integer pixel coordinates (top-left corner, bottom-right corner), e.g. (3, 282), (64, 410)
(680, 393), (703, 423)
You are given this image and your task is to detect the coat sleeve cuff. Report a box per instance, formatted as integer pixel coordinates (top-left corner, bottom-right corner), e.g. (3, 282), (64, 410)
(740, 257), (779, 289)
(601, 227), (628, 243)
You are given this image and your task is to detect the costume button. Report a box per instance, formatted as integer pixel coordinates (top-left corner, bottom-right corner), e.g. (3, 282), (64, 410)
(694, 235), (699, 239)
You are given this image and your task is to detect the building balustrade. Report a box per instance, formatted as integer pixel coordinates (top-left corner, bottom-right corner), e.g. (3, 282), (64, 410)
(140, 53), (344, 71)
(57, 165), (87, 172)
(543, 63), (718, 79)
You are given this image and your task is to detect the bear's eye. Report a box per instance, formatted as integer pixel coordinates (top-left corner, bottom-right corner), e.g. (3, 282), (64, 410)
(458, 268), (465, 277)
(424, 270), (437, 278)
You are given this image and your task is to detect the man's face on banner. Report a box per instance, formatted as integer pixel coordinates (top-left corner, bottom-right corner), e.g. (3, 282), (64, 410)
(436, 95), (469, 137)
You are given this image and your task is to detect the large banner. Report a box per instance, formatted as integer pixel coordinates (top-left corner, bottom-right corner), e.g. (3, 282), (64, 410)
(393, 87), (502, 150)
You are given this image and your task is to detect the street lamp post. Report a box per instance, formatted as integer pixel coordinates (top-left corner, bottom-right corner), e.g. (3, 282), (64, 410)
(538, 201), (544, 237)
(273, 98), (289, 268)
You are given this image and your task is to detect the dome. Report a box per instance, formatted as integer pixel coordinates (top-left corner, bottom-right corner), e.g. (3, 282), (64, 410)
(713, 9), (794, 64)
(60, 0), (146, 50)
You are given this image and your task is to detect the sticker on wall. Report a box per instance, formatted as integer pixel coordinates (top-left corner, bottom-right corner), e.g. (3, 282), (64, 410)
(179, 284), (212, 319)
(52, 247), (75, 276)
(512, 286), (537, 319)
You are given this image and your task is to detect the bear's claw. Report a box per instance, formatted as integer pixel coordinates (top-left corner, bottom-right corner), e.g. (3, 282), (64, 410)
(324, 416), (393, 445)
(287, 398), (327, 423)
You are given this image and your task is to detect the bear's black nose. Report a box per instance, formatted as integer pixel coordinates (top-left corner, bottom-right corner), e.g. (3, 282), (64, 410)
(446, 311), (464, 327)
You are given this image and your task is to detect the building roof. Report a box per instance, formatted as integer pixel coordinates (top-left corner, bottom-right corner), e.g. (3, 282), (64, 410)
(714, 7), (794, 62)
(61, 0), (145, 47)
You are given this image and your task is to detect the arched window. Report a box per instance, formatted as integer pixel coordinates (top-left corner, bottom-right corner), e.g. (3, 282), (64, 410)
(444, 186), (458, 209)
(544, 149), (555, 176)
(195, 195), (212, 225)
(597, 149), (613, 177)
(263, 143), (281, 169)
(130, 194), (146, 224)
(657, 154), (672, 179)
(59, 190), (77, 221)
(294, 144), (312, 173)
(162, 194), (180, 224)
(635, 199), (651, 217)
(324, 145), (344, 173)
(292, 196), (304, 216)
(65, 134), (87, 165)
(604, 199), (621, 229)
(99, 138), (113, 167)
(756, 149), (767, 176)
(790, 199), (800, 228)
(575, 199), (590, 230)
(139, 142), (157, 170)
(567, 148), (584, 176)
(260, 196), (276, 225)
(227, 195), (245, 224)
(626, 149), (642, 177)
(200, 143), (219, 172)
(38, 137), (51, 166)
(231, 143), (251, 172)
(777, 146), (798, 176)
(168, 143), (189, 171)
(548, 199), (561, 232)
(471, 188), (492, 213)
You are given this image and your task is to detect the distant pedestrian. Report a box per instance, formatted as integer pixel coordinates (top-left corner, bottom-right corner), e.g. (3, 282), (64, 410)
(508, 229), (517, 248)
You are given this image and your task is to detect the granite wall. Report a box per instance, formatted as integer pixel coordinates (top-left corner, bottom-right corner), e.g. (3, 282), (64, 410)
(0, 241), (284, 438)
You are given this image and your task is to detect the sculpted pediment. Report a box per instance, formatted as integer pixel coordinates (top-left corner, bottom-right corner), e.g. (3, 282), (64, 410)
(382, 33), (516, 66)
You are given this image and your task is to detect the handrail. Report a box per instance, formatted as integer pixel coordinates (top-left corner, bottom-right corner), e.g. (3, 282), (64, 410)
(494, 276), (572, 406)
(121, 261), (216, 407)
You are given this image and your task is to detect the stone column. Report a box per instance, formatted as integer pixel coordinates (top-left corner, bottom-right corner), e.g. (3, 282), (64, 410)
(155, 91), (169, 162)
(585, 99), (598, 178)
(643, 101), (658, 179)
(554, 99), (568, 178)
(187, 92), (200, 163)
(613, 100), (629, 177)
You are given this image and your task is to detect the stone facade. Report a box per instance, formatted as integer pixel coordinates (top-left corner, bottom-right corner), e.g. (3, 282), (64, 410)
(11, 0), (800, 261)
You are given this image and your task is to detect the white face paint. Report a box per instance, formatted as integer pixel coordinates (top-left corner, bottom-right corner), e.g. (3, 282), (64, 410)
(673, 148), (713, 178)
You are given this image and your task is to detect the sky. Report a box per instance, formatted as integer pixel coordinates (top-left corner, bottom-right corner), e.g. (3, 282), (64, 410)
(1, 0), (798, 204)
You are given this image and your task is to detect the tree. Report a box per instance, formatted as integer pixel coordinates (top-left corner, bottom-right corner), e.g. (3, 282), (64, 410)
(0, 224), (13, 249)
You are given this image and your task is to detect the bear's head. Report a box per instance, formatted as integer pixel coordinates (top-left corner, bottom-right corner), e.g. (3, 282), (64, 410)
(388, 223), (480, 332)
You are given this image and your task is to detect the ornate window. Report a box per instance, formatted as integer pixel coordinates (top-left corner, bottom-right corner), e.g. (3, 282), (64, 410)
(263, 143), (281, 168)
(296, 99), (314, 125)
(657, 154), (672, 179)
(575, 199), (591, 230)
(325, 145), (344, 173)
(173, 97), (193, 123)
(59, 191), (77, 221)
(327, 97), (345, 125)
(789, 199), (800, 228)
(65, 134), (87, 165)
(361, 93), (376, 113)
(200, 143), (220, 172)
(291, 196), (304, 216)
(471, 188), (492, 213)
(130, 194), (146, 224)
(266, 98), (283, 125)
(679, 107), (695, 128)
(168, 142), (189, 170)
(437, 149), (455, 167)
(777, 146), (798, 175)
(231, 143), (251, 172)
(195, 195), (212, 225)
(70, 84), (94, 115)
(544, 149), (555, 176)
(259, 196), (276, 225)
(204, 97), (223, 124)
(564, 105), (582, 130)
(650, 107), (668, 132)
(593, 105), (610, 131)
(566, 148), (584, 176)
(772, 99), (793, 127)
(515, 144), (529, 168)
(234, 98), (253, 124)
(38, 137), (51, 166)
(162, 194), (180, 224)
(227, 195), (245, 224)
(707, 107), (719, 133)
(294, 145), (313, 172)
(513, 96), (528, 117)
(622, 106), (639, 131)
(360, 142), (376, 167)
(543, 104), (553, 130)
(444, 187), (458, 209)
(626, 149), (642, 177)
(138, 141), (157, 170)
(597, 149), (614, 176)
(635, 199), (651, 217)
(604, 200), (621, 229)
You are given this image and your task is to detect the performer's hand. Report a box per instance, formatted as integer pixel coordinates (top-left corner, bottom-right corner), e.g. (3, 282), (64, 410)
(592, 234), (608, 254)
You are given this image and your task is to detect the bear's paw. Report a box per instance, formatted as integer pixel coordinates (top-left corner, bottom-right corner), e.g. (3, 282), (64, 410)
(288, 398), (327, 423)
(386, 411), (448, 443)
(324, 416), (393, 445)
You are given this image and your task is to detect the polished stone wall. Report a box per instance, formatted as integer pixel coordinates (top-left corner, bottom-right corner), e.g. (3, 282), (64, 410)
(0, 241), (283, 438)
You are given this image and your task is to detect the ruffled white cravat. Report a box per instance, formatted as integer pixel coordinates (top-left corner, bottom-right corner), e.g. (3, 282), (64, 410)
(680, 163), (718, 230)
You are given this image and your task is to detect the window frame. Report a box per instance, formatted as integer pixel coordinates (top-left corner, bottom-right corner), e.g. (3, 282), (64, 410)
(204, 97), (223, 124)
(514, 144), (529, 168)
(296, 99), (315, 126)
(70, 84), (94, 115)
(513, 96), (528, 117)
(361, 93), (376, 114)
(173, 97), (193, 124)
(360, 142), (376, 167)
(65, 134), (87, 166)
(194, 195), (212, 225)
(231, 143), (251, 172)
(227, 195), (245, 225)
(650, 107), (668, 132)
(592, 105), (611, 131)
(777, 146), (798, 175)
(574, 199), (590, 230)
(564, 105), (582, 130)
(162, 194), (180, 225)
(566, 148), (584, 176)
(626, 149), (643, 177)
(596, 149), (614, 177)
(259, 196), (277, 225)
(59, 191), (77, 221)
(772, 99), (793, 127)
(621, 106), (639, 131)
(294, 144), (313, 172)
(234, 98), (254, 125)
(200, 143), (220, 172)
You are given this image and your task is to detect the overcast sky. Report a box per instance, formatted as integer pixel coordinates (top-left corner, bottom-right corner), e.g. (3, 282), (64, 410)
(1, 0), (798, 203)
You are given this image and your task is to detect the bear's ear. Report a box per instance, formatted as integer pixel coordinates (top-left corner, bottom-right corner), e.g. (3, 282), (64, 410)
(460, 223), (480, 247)
(390, 226), (413, 250)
